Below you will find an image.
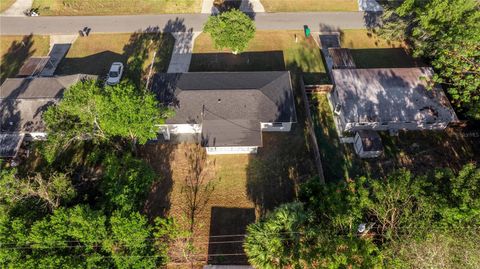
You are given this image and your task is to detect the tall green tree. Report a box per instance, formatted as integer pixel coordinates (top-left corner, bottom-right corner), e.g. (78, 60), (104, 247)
(0, 205), (174, 269)
(42, 80), (173, 161)
(380, 0), (480, 118)
(0, 168), (75, 210)
(244, 202), (382, 269)
(101, 153), (157, 212)
(204, 9), (256, 54)
(245, 164), (480, 268)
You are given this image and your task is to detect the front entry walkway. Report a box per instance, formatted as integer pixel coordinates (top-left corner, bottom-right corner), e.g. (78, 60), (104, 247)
(1, 0), (32, 16)
(167, 31), (201, 73)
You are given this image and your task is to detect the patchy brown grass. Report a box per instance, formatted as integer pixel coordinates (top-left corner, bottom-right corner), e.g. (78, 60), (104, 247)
(32, 0), (201, 15)
(261, 0), (358, 12)
(0, 35), (50, 83)
(339, 29), (423, 68)
(0, 0), (15, 12)
(139, 143), (255, 264)
(191, 30), (326, 74)
(139, 129), (316, 264)
(56, 33), (174, 78)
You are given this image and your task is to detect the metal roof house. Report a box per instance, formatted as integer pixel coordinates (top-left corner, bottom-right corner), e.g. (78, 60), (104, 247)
(151, 71), (297, 155)
(0, 75), (91, 157)
(329, 67), (457, 133)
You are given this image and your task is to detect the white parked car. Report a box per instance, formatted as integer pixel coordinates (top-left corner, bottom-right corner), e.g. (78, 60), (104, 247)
(106, 62), (124, 86)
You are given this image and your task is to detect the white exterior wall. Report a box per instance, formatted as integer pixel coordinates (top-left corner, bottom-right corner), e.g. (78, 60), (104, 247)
(24, 132), (47, 140)
(260, 122), (292, 132)
(353, 133), (382, 158)
(345, 121), (449, 132)
(166, 124), (202, 134)
(206, 146), (258, 155)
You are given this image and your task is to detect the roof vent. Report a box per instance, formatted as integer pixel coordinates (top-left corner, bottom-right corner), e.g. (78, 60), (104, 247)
(217, 98), (221, 103)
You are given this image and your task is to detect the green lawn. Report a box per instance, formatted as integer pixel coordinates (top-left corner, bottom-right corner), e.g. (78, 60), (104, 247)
(261, 0), (358, 12)
(0, 35), (50, 83)
(191, 30), (326, 77)
(310, 94), (363, 181)
(32, 0), (201, 15)
(0, 0), (16, 12)
(56, 33), (174, 80)
(340, 29), (423, 68)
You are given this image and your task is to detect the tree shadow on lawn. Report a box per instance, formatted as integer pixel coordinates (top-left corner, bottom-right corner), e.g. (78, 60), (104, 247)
(56, 50), (125, 77)
(207, 206), (255, 265)
(0, 34), (36, 84)
(138, 142), (177, 220)
(123, 28), (174, 86)
(56, 30), (174, 86)
(246, 130), (316, 217)
(189, 51), (285, 72)
(350, 48), (426, 68)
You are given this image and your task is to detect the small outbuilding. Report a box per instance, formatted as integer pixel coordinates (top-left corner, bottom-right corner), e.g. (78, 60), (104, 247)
(354, 130), (383, 158)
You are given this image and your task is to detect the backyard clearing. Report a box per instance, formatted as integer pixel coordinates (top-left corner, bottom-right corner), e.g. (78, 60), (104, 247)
(0, 0), (15, 12)
(190, 30), (327, 82)
(340, 29), (424, 68)
(310, 93), (480, 181)
(139, 130), (315, 265)
(56, 33), (174, 80)
(0, 35), (50, 83)
(261, 0), (358, 12)
(32, 0), (201, 15)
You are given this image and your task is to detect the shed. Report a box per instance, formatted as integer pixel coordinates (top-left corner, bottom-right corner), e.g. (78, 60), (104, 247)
(328, 48), (356, 69)
(354, 130), (383, 158)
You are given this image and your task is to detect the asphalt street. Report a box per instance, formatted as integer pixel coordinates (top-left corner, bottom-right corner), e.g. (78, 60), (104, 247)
(0, 12), (378, 35)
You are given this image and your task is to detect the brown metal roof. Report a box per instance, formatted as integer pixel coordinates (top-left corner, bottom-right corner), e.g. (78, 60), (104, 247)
(328, 48), (356, 69)
(17, 57), (51, 77)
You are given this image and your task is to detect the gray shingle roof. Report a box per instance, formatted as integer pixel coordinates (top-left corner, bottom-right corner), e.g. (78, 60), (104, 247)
(201, 119), (262, 147)
(0, 75), (94, 133)
(151, 71), (296, 124)
(151, 71), (296, 147)
(332, 67), (457, 124)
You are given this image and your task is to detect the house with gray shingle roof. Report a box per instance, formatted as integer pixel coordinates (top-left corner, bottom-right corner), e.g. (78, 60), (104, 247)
(0, 74), (93, 157)
(151, 71), (297, 155)
(330, 67), (457, 133)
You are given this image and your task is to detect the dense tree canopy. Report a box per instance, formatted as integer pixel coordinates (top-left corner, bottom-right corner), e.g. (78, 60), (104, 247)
(380, 0), (480, 118)
(101, 153), (157, 212)
(244, 164), (480, 268)
(204, 9), (256, 54)
(42, 80), (173, 162)
(0, 143), (176, 268)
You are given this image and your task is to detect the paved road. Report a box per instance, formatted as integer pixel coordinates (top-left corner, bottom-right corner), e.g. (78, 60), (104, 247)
(0, 12), (378, 35)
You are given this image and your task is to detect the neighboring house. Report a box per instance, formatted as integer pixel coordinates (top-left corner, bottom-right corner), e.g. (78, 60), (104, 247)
(329, 67), (458, 133)
(151, 71), (297, 155)
(0, 75), (91, 157)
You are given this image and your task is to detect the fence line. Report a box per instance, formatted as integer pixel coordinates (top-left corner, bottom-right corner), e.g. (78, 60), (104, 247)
(299, 77), (325, 184)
